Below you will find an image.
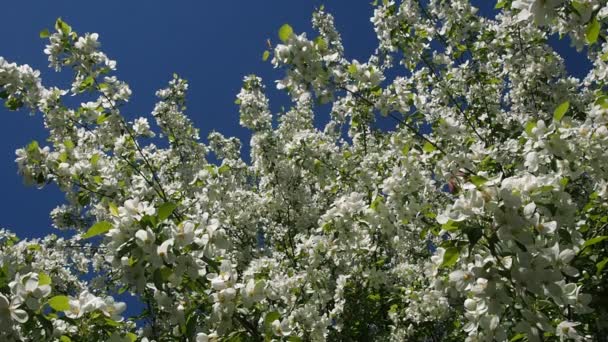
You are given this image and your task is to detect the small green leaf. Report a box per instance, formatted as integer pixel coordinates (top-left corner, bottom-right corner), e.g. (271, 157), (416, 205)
(597, 257), (608, 275)
(82, 221), (112, 239)
(510, 333), (525, 342)
(441, 220), (459, 232)
(553, 101), (569, 122)
(27, 140), (40, 154)
(63, 139), (75, 149)
(218, 164), (231, 174)
(38, 272), (52, 286)
(27, 243), (42, 251)
(78, 76), (95, 92)
(264, 311), (280, 330)
(97, 113), (109, 125)
(495, 0), (507, 9)
(126, 333), (137, 342)
(278, 24), (293, 42)
(109, 202), (119, 216)
(470, 175), (488, 187)
(368, 293), (381, 301)
(525, 121), (537, 135)
(582, 235), (608, 249)
(314, 36), (327, 50)
(158, 202), (177, 222)
(370, 196), (384, 211)
(422, 142), (437, 153)
(55, 18), (72, 35)
(39, 29), (50, 38)
(48, 295), (70, 311)
(59, 336), (72, 342)
(347, 64), (358, 75)
(262, 50), (270, 61)
(572, 1), (586, 16)
(5, 97), (23, 110)
(586, 17), (600, 45)
(90, 153), (100, 166)
(441, 247), (460, 268)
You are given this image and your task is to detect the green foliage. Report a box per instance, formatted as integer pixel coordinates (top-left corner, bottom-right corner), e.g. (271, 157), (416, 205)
(157, 202), (177, 222)
(82, 221), (112, 239)
(278, 24), (293, 42)
(553, 101), (569, 122)
(48, 295), (70, 311)
(586, 17), (600, 45)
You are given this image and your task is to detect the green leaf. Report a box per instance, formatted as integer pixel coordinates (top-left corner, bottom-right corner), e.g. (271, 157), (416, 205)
(109, 202), (119, 216)
(59, 336), (72, 342)
(597, 257), (608, 275)
(278, 24), (293, 42)
(262, 50), (270, 61)
(510, 333), (525, 342)
(347, 64), (358, 75)
(27, 140), (40, 154)
(55, 18), (72, 35)
(264, 311), (280, 330)
(97, 113), (109, 125)
(586, 17), (600, 45)
(370, 196), (384, 211)
(495, 0), (507, 9)
(48, 295), (70, 311)
(218, 164), (231, 174)
(126, 332), (137, 342)
(582, 235), (608, 249)
(78, 76), (95, 92)
(38, 272), (52, 286)
(314, 36), (327, 50)
(5, 97), (23, 110)
(422, 142), (437, 153)
(27, 243), (41, 251)
(90, 153), (100, 166)
(525, 121), (537, 135)
(158, 202), (177, 222)
(39, 29), (50, 39)
(441, 247), (460, 268)
(441, 220), (459, 232)
(595, 95), (608, 109)
(553, 101), (569, 122)
(82, 221), (112, 239)
(470, 175), (488, 187)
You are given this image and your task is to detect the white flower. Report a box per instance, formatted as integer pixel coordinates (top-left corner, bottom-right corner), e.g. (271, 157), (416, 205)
(196, 333), (209, 342)
(157, 238), (175, 264)
(135, 228), (156, 247)
(556, 321), (583, 341)
(173, 221), (195, 246)
(10, 273), (51, 310)
(0, 293), (28, 324)
(271, 318), (292, 336)
(512, 0), (563, 25)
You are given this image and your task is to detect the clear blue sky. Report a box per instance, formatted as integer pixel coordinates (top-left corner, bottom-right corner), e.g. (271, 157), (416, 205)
(0, 2), (587, 241)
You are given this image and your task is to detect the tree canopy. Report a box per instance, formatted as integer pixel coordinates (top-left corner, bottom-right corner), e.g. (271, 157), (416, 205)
(1, 1), (608, 341)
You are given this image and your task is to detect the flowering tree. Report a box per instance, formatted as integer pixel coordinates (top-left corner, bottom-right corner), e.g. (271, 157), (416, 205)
(1, 0), (608, 341)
